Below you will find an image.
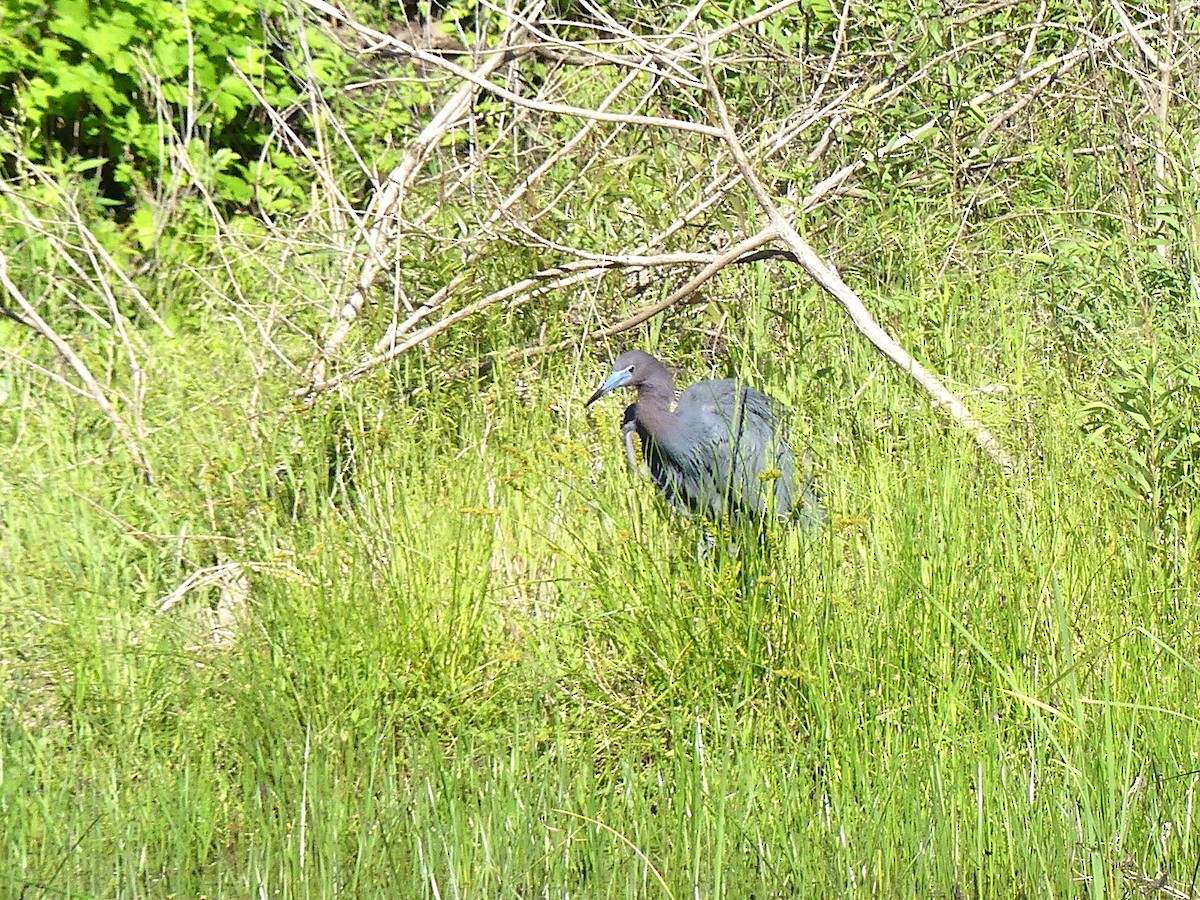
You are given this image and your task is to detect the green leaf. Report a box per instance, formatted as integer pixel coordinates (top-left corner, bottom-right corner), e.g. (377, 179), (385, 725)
(153, 40), (188, 77)
(49, 0), (91, 45)
(127, 206), (157, 252)
(81, 19), (138, 61)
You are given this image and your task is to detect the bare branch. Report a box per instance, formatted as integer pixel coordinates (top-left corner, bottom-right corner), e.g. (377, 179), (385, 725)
(0, 249), (153, 481)
(701, 45), (1016, 475)
(297, 0), (723, 137)
(304, 235), (777, 395)
(508, 230), (780, 361)
(303, 3), (546, 391)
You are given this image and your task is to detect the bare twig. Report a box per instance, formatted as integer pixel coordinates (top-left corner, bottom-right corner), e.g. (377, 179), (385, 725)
(701, 47), (1016, 474)
(801, 36), (1116, 212)
(0, 177), (172, 337)
(0, 249), (153, 481)
(508, 230), (779, 360)
(298, 0), (723, 137)
(306, 235), (776, 393)
(0, 346), (93, 398)
(303, 2), (546, 391)
(971, 72), (1055, 154)
(1109, 0), (1181, 261)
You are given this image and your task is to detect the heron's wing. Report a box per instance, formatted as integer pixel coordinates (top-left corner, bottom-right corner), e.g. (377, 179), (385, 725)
(675, 381), (798, 520)
(734, 389), (827, 528)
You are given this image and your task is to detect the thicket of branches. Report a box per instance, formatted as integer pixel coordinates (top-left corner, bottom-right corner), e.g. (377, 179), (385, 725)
(2, 0), (1198, 481)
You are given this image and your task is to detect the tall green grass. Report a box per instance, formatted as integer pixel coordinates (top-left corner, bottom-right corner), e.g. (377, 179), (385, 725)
(3, 76), (1200, 891)
(3, 272), (1198, 897)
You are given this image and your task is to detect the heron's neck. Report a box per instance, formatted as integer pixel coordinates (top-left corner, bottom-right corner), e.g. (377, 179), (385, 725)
(635, 379), (679, 439)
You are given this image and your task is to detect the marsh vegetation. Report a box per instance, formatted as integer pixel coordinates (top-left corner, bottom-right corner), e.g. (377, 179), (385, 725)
(2, 0), (1199, 895)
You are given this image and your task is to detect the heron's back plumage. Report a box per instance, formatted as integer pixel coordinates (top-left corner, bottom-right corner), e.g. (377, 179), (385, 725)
(634, 378), (823, 528)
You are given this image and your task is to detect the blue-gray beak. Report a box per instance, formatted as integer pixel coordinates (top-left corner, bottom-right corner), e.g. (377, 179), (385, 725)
(586, 366), (633, 406)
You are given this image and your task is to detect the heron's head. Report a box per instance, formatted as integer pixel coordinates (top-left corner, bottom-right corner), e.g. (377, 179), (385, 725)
(586, 349), (662, 406)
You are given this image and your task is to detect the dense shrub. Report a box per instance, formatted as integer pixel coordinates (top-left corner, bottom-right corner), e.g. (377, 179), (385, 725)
(0, 0), (298, 209)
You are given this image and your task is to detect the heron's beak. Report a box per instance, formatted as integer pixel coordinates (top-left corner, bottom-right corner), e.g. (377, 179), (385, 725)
(586, 368), (632, 406)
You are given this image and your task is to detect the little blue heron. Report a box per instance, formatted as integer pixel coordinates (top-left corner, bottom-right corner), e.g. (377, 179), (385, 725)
(586, 350), (826, 532)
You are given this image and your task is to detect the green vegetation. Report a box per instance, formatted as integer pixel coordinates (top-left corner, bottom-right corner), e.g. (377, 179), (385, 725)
(0, 0), (305, 208)
(2, 0), (1199, 897)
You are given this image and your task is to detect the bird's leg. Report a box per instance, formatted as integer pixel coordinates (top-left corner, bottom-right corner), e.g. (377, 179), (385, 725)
(622, 419), (640, 475)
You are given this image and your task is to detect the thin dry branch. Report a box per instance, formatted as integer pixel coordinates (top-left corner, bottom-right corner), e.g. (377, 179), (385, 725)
(290, 0), (1192, 415)
(0, 249), (153, 481)
(298, 0), (723, 137)
(157, 559), (314, 614)
(0, 177), (172, 337)
(506, 230), (780, 360)
(0, 346), (94, 398)
(370, 58), (668, 354)
(303, 3), (545, 389)
(808, 2), (1197, 208)
(493, 0), (708, 88)
(306, 237), (776, 394)
(971, 72), (1056, 154)
(701, 49), (1015, 475)
(143, 74), (306, 376)
(1109, 0), (1181, 261)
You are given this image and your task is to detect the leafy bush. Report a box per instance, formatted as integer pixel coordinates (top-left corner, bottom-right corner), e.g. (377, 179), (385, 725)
(0, 0), (298, 209)
(1081, 352), (1200, 545)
